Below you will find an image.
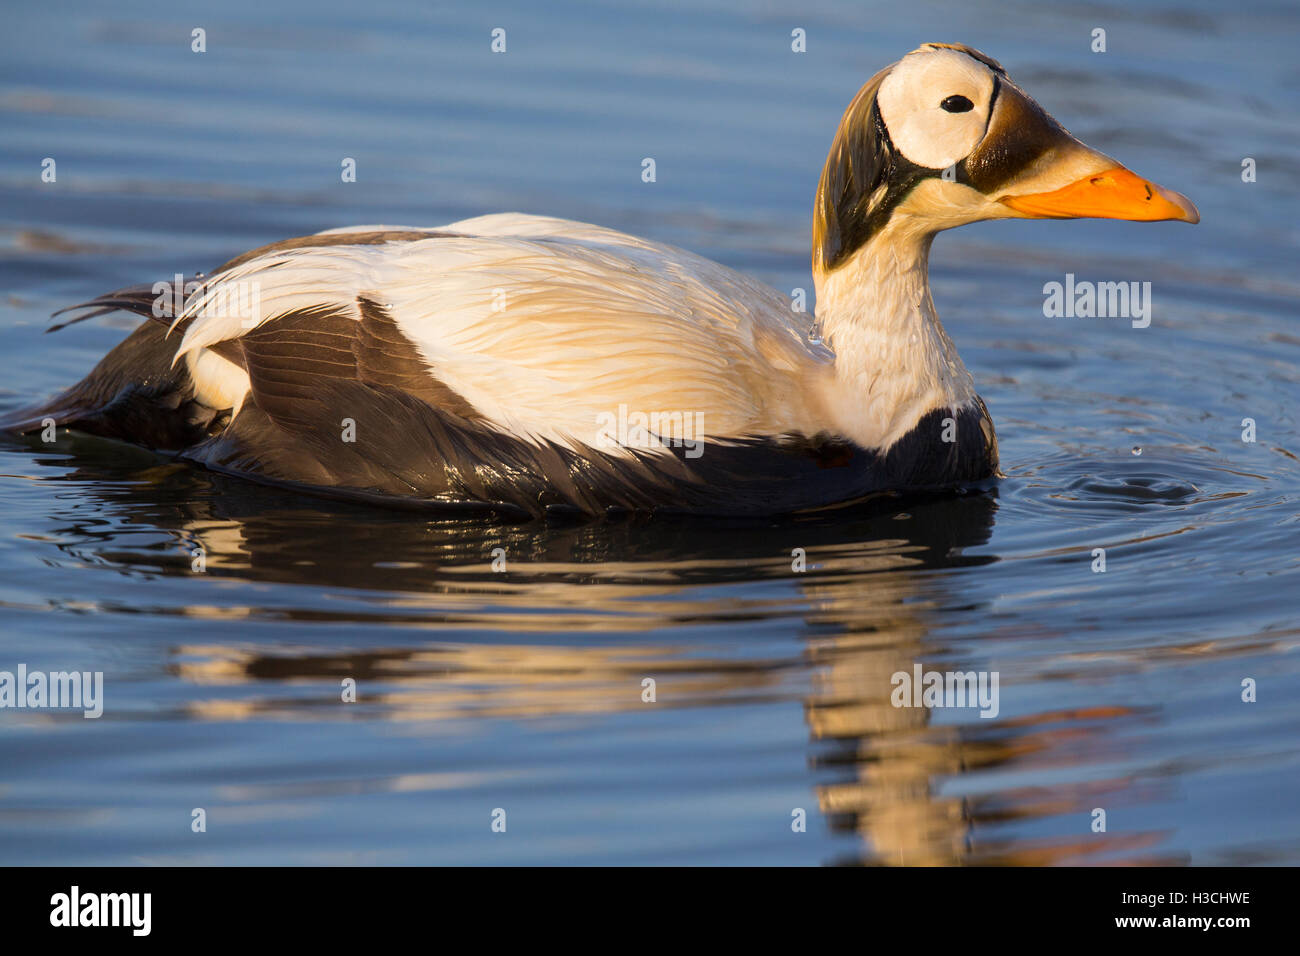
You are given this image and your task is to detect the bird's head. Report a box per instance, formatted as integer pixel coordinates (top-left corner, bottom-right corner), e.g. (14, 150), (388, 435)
(813, 43), (1199, 275)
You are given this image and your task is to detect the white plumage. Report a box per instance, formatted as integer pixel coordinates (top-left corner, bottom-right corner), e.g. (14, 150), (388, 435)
(177, 213), (830, 453)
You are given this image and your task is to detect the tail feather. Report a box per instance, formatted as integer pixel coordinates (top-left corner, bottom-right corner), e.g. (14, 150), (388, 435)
(47, 280), (184, 333)
(2, 280), (225, 449)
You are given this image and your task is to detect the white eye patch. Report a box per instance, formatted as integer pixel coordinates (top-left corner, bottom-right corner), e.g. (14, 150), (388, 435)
(877, 47), (995, 171)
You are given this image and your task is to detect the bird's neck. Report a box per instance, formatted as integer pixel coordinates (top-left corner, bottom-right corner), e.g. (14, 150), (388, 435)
(813, 223), (977, 451)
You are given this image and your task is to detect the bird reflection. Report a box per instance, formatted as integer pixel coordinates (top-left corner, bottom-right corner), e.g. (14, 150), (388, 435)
(9, 432), (1174, 864)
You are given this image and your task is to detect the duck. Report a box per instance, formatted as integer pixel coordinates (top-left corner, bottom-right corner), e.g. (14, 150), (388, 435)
(5, 43), (1198, 519)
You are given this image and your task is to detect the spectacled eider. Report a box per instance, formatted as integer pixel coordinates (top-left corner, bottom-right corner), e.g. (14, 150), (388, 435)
(5, 43), (1198, 519)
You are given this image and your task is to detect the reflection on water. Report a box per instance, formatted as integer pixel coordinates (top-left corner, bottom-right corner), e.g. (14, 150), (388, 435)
(6, 432), (1295, 865)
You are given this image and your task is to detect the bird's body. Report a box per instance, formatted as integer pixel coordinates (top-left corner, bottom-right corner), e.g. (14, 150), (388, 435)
(5, 43), (1196, 518)
(184, 214), (840, 452)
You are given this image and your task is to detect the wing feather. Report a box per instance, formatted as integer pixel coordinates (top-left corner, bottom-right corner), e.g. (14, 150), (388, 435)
(176, 214), (828, 450)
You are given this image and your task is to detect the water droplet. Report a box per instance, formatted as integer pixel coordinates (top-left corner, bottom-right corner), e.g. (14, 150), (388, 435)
(806, 324), (822, 346)
(1131, 446), (1142, 456)
(909, 332), (918, 346)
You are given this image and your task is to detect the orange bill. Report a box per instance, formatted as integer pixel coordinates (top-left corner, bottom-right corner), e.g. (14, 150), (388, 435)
(999, 167), (1199, 223)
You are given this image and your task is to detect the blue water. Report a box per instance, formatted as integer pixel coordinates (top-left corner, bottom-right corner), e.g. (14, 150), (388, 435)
(1, 0), (1298, 864)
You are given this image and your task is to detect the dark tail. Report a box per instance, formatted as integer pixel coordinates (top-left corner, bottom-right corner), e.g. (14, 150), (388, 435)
(1, 282), (226, 450)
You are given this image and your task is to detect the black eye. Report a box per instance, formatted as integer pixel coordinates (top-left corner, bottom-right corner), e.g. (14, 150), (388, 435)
(941, 94), (974, 113)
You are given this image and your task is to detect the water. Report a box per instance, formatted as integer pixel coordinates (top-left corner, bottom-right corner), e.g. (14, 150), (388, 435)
(1, 0), (1298, 865)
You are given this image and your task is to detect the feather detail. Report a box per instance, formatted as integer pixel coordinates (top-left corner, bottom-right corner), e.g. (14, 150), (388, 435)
(171, 214), (828, 453)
